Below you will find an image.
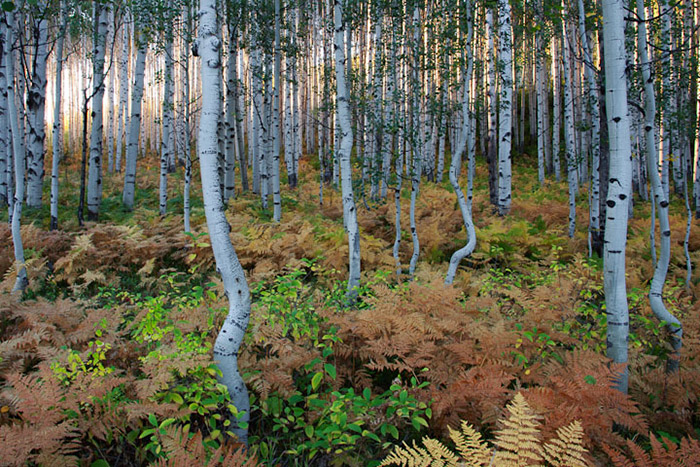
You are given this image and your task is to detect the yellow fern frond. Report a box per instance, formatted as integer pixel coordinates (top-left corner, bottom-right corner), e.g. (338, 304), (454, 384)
(448, 421), (491, 466)
(379, 440), (433, 467)
(493, 392), (544, 466)
(542, 420), (588, 467)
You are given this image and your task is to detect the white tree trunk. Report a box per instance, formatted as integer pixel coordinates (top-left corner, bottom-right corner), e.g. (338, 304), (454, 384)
(445, 0), (477, 285)
(0, 20), (8, 207)
(106, 8), (115, 174)
(224, 33), (237, 202)
(535, 19), (545, 186)
(602, 0), (633, 393)
(7, 12), (27, 292)
(551, 41), (561, 182)
(636, 0), (682, 371)
(87, 4), (109, 220)
(26, 8), (49, 208)
(50, 2), (67, 231)
(334, 0), (361, 296)
(116, 17), (129, 173)
(562, 22), (577, 237)
(497, 0), (513, 215)
(271, 0), (282, 221)
(196, 0), (251, 444)
(159, 8), (174, 217)
(122, 30), (147, 210)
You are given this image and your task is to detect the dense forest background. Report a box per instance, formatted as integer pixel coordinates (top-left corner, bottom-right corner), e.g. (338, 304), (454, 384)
(1, 0), (700, 465)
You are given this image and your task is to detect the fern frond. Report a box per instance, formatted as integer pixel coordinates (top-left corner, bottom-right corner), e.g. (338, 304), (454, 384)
(448, 421), (490, 466)
(542, 420), (588, 467)
(379, 440), (433, 467)
(493, 393), (544, 466)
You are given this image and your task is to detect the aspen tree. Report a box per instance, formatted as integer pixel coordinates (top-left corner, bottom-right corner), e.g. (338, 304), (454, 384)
(578, 0), (601, 257)
(87, 2), (109, 221)
(551, 40), (561, 181)
(535, 0), (545, 186)
(602, 0), (633, 393)
(486, 7), (498, 205)
(445, 0), (476, 285)
(25, 2), (49, 208)
(562, 21), (577, 237)
(50, 0), (67, 231)
(497, 0), (513, 216)
(272, 0), (282, 221)
(6, 10), (27, 292)
(115, 15), (129, 173)
(0, 19), (8, 207)
(408, 5), (422, 276)
(195, 0), (251, 444)
(334, 0), (361, 296)
(122, 24), (147, 210)
(159, 0), (174, 217)
(107, 8), (115, 174)
(636, 0), (682, 371)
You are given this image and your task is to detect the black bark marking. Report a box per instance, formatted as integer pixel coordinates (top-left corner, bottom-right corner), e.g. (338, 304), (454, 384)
(606, 200), (616, 208)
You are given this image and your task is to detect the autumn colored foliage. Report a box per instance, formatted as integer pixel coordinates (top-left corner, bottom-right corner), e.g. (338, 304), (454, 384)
(1, 162), (700, 466)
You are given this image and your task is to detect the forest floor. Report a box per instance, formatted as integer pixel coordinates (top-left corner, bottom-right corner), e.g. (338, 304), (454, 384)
(1, 152), (700, 466)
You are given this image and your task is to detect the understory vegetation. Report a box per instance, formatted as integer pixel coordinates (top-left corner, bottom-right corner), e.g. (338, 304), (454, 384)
(1, 158), (700, 466)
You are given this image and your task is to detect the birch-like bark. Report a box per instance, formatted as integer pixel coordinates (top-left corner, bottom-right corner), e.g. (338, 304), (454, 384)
(445, 0), (476, 285)
(0, 21), (8, 207)
(116, 17), (129, 172)
(7, 12), (27, 292)
(578, 0), (601, 256)
(224, 30), (237, 202)
(26, 6), (49, 208)
(408, 6), (422, 276)
(535, 14), (545, 186)
(196, 0), (250, 444)
(497, 0), (513, 215)
(334, 0), (361, 296)
(602, 0), (633, 393)
(486, 8), (498, 205)
(107, 8), (115, 173)
(551, 41), (562, 181)
(122, 29), (147, 210)
(660, 0), (672, 199)
(636, 0), (681, 371)
(272, 0), (282, 222)
(183, 1), (193, 233)
(159, 5), (174, 217)
(562, 22), (577, 237)
(87, 3), (109, 220)
(50, 1), (67, 231)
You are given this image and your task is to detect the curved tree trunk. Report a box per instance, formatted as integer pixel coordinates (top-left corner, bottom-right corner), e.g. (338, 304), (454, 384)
(445, 0), (476, 285)
(636, 0), (682, 372)
(196, 0), (251, 444)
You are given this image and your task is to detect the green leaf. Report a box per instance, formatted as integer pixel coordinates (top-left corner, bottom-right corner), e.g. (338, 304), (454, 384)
(305, 425), (314, 438)
(324, 363), (336, 380)
(584, 375), (597, 385)
(148, 414), (158, 426)
(311, 372), (323, 390)
(2, 2), (15, 12)
(363, 387), (371, 400)
(387, 424), (399, 439)
(90, 461), (110, 467)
